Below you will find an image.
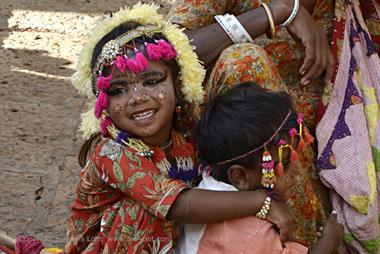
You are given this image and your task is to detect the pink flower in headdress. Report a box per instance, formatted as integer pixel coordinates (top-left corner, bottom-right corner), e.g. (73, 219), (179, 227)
(100, 117), (113, 134)
(126, 56), (142, 73)
(95, 91), (108, 118)
(145, 42), (162, 60)
(135, 50), (149, 70)
(157, 39), (177, 60)
(126, 49), (149, 74)
(277, 139), (287, 146)
(289, 128), (298, 137)
(97, 74), (112, 91)
(297, 113), (304, 124)
(115, 55), (128, 73)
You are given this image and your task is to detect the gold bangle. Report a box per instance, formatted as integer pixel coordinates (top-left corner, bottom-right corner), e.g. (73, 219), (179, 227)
(261, 2), (276, 39)
(256, 196), (272, 219)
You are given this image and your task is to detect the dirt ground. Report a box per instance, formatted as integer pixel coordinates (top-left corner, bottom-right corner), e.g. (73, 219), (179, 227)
(0, 0), (172, 248)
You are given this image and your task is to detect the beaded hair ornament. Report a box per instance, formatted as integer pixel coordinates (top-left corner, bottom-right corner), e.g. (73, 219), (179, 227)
(71, 3), (205, 181)
(208, 111), (314, 191)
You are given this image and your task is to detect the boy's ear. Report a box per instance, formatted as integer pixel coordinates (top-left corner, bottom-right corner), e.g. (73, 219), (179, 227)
(227, 165), (250, 191)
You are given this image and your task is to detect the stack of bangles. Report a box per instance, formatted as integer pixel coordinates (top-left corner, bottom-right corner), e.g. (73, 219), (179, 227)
(215, 0), (299, 41)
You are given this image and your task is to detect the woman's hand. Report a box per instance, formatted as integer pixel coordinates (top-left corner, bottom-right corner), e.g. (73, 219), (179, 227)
(308, 211), (344, 254)
(266, 200), (295, 242)
(321, 211), (344, 248)
(286, 6), (335, 85)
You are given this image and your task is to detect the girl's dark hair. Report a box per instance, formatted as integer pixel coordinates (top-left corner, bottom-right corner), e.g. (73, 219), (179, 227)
(78, 22), (180, 167)
(195, 82), (295, 183)
(78, 133), (101, 167)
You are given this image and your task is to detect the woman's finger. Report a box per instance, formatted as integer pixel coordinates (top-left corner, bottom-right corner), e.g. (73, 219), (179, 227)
(301, 33), (331, 84)
(299, 36), (315, 79)
(324, 49), (336, 84)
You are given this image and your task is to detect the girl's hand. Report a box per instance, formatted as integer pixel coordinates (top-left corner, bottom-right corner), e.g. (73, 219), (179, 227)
(266, 200), (295, 242)
(286, 6), (335, 86)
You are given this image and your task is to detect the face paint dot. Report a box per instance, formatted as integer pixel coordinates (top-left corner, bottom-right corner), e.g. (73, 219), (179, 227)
(157, 91), (166, 100)
(141, 127), (153, 135)
(112, 104), (123, 113)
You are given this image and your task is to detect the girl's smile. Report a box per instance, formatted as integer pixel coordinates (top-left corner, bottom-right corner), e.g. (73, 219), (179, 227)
(130, 109), (156, 122)
(106, 60), (177, 146)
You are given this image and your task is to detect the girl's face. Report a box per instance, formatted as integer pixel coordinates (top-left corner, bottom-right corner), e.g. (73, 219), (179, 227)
(106, 60), (176, 146)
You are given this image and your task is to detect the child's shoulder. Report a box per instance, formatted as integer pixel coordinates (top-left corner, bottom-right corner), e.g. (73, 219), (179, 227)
(94, 137), (137, 158)
(95, 137), (123, 160)
(92, 137), (155, 170)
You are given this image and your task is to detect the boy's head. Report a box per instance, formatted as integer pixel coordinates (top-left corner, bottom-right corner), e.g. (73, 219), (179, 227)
(196, 82), (300, 195)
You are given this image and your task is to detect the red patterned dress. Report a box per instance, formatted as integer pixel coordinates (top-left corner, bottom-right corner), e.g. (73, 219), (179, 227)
(64, 137), (189, 254)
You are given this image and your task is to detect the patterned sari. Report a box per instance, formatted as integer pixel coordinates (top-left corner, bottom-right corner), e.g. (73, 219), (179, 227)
(316, 0), (380, 252)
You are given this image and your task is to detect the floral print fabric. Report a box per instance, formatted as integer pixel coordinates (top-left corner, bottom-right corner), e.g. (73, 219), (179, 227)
(168, 0), (334, 130)
(64, 138), (188, 254)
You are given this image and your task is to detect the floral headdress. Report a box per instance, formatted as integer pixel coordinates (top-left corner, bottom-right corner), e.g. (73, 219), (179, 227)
(71, 3), (205, 138)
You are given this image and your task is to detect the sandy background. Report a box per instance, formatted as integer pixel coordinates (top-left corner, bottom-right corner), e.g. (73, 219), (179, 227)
(0, 0), (172, 248)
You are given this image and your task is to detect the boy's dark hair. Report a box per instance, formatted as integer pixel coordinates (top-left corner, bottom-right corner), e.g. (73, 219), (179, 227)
(195, 82), (295, 183)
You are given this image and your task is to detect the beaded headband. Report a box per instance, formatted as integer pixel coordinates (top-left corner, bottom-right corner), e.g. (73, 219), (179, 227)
(214, 110), (292, 166)
(93, 24), (160, 77)
(71, 3), (206, 138)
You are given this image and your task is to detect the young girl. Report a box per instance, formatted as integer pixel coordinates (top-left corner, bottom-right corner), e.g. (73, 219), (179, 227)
(65, 4), (293, 253)
(177, 82), (344, 253)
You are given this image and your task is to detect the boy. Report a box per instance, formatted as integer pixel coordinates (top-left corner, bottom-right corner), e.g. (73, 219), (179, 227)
(177, 82), (344, 253)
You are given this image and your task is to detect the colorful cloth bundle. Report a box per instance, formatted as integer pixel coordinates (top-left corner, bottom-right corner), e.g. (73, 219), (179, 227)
(317, 0), (380, 252)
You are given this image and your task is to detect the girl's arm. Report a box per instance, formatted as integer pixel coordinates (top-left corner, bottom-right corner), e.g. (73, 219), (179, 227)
(95, 140), (294, 240)
(167, 189), (294, 241)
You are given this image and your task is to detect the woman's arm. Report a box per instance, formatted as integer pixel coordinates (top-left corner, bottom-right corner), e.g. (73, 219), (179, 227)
(300, 0), (316, 13)
(186, 0), (293, 67)
(185, 0), (334, 85)
(167, 189), (294, 241)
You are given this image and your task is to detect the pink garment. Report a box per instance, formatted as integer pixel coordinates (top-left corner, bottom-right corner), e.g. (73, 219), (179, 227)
(176, 174), (307, 254)
(197, 217), (307, 254)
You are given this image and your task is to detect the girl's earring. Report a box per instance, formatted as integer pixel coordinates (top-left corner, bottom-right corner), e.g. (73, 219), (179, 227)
(175, 105), (182, 122)
(261, 149), (276, 190)
(175, 105), (182, 113)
